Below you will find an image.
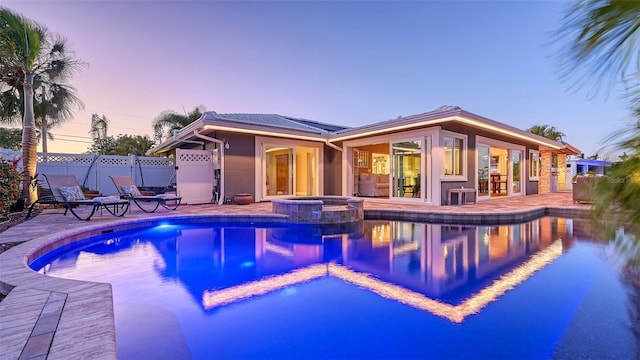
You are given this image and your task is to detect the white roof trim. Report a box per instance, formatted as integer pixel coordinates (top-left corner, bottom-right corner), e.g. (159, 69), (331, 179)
(329, 111), (567, 150)
(200, 124), (329, 142)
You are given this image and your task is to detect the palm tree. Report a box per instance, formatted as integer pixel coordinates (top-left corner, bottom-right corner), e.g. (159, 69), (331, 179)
(152, 105), (205, 142)
(35, 78), (84, 153)
(0, 8), (44, 203)
(0, 8), (85, 203)
(1, 33), (85, 153)
(525, 124), (566, 142)
(89, 113), (109, 141)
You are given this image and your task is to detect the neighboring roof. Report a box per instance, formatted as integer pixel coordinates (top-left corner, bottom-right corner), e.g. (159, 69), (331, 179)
(568, 158), (612, 166)
(149, 105), (580, 156)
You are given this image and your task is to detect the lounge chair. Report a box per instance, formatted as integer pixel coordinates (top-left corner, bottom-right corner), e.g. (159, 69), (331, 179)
(110, 176), (181, 213)
(42, 174), (130, 221)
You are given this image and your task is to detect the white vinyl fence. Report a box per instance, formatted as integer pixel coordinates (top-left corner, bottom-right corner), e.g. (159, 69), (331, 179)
(0, 149), (176, 196)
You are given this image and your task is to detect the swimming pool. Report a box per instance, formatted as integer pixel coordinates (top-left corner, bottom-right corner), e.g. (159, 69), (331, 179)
(30, 217), (638, 359)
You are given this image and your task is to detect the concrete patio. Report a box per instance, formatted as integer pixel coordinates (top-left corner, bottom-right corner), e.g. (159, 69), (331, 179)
(0, 193), (591, 359)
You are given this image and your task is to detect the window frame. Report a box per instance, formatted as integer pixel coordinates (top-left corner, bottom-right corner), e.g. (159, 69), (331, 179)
(254, 136), (324, 202)
(529, 150), (540, 181)
(441, 131), (467, 181)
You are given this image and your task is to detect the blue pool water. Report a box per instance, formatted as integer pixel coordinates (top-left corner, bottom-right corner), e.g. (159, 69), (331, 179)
(31, 217), (638, 359)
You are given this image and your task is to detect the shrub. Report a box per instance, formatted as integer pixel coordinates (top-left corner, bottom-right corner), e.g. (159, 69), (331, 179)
(0, 159), (21, 216)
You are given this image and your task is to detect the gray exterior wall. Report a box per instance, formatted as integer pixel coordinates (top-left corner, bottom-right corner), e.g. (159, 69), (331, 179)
(440, 122), (540, 204)
(323, 145), (342, 195)
(220, 131), (256, 201)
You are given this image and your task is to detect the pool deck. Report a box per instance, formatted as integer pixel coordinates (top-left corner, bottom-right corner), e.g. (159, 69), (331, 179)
(0, 193), (590, 359)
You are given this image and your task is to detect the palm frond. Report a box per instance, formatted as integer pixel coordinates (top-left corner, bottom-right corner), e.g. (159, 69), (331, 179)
(0, 7), (43, 69)
(152, 105), (206, 141)
(555, 0), (640, 95)
(0, 89), (20, 124)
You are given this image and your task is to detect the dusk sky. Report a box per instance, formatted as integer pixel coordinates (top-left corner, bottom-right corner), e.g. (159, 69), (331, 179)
(4, 1), (632, 157)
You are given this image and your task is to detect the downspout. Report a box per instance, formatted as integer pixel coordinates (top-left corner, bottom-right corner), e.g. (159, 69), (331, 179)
(193, 129), (225, 205)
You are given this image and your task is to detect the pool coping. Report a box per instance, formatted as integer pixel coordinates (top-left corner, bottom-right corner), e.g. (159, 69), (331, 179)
(0, 205), (591, 359)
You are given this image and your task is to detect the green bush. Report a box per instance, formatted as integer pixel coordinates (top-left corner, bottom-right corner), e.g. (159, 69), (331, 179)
(0, 159), (21, 215)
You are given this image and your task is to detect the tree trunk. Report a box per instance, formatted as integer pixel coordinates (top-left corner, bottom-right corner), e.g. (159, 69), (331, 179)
(41, 86), (48, 154)
(21, 72), (38, 205)
(41, 120), (48, 154)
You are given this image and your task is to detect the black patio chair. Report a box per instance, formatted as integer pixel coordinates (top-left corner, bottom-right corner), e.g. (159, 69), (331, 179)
(41, 174), (130, 221)
(110, 176), (181, 213)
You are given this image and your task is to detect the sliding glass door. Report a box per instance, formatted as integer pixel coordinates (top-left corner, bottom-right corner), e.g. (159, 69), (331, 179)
(392, 140), (422, 199)
(263, 145), (319, 198)
(477, 137), (525, 200)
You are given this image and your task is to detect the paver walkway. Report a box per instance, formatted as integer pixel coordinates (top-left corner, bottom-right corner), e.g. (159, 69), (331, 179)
(0, 192), (590, 359)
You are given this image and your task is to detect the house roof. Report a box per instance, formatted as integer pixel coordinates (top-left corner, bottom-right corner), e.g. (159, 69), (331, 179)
(150, 112), (350, 154)
(329, 105), (577, 153)
(201, 112), (350, 135)
(149, 106), (580, 155)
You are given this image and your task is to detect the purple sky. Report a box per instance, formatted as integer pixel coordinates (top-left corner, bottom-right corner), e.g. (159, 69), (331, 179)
(4, 1), (631, 157)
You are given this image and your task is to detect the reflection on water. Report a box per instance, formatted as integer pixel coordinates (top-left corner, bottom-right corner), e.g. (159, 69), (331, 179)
(199, 219), (566, 323)
(36, 217), (576, 323)
(344, 217), (574, 303)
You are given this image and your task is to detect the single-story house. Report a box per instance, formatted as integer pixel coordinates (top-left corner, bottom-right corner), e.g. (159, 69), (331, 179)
(150, 105), (579, 205)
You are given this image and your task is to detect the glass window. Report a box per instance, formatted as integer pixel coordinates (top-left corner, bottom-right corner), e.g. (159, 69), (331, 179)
(529, 150), (540, 180)
(265, 147), (292, 196)
(372, 153), (389, 174)
(444, 136), (464, 176)
(512, 151), (522, 193)
(295, 146), (318, 197)
(478, 145), (490, 196)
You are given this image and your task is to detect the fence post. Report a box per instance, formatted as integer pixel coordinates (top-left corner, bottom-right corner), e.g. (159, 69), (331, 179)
(130, 154), (136, 184)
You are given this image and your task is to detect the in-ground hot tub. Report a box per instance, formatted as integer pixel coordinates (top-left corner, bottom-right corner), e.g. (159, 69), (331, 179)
(272, 196), (364, 224)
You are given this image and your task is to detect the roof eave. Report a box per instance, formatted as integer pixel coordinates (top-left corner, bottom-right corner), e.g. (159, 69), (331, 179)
(330, 109), (462, 142)
(458, 110), (573, 150)
(329, 108), (571, 150)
